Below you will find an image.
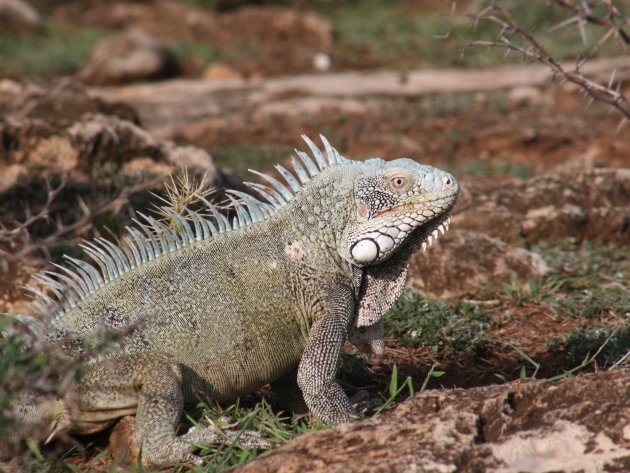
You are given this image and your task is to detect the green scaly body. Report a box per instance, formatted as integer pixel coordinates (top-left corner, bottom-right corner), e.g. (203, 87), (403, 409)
(9, 136), (459, 466)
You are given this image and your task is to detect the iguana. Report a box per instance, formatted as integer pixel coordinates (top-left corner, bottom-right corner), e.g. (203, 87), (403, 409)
(6, 136), (459, 466)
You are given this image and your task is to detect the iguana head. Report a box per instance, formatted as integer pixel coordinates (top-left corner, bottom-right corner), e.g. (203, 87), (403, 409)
(340, 158), (459, 267)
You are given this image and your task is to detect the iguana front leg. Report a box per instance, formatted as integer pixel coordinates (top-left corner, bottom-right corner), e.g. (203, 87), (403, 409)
(297, 285), (356, 424)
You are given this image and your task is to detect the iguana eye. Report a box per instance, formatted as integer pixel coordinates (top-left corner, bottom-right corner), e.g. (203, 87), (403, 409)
(391, 176), (407, 188)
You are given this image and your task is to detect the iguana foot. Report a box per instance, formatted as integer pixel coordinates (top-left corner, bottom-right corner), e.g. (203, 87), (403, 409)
(183, 423), (271, 449)
(151, 424), (271, 466)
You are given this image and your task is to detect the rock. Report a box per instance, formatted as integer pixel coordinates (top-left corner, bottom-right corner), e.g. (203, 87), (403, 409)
(252, 97), (371, 123)
(0, 0), (41, 35)
(57, 2), (332, 77)
(233, 368), (630, 473)
(506, 85), (544, 108)
(202, 63), (241, 81)
(166, 145), (215, 175)
(121, 157), (172, 178)
(407, 230), (549, 299)
(0, 79), (23, 95)
(0, 80), (139, 126)
(455, 168), (630, 245)
(0, 81), (235, 192)
(78, 29), (181, 86)
(28, 135), (79, 172)
(108, 415), (140, 463)
(66, 113), (161, 168)
(0, 163), (26, 193)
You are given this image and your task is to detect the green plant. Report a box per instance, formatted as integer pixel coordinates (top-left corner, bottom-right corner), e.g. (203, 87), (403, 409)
(508, 343), (541, 379)
(209, 143), (293, 179)
(385, 289), (490, 359)
(560, 324), (630, 368)
(372, 364), (415, 415)
(0, 24), (108, 77)
(420, 362), (446, 391)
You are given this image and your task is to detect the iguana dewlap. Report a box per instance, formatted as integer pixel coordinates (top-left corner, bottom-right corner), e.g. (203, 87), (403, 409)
(9, 136), (459, 466)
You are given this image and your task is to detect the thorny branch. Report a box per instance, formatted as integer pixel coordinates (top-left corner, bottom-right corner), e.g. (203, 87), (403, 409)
(463, 0), (630, 124)
(0, 177), (163, 270)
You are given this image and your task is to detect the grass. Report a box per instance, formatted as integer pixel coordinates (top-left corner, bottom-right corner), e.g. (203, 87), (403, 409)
(493, 240), (630, 314)
(209, 143), (294, 179)
(384, 289), (491, 359)
(497, 240), (630, 372)
(532, 239), (630, 318)
(0, 24), (107, 77)
(2, 1), (626, 79)
(169, 40), (219, 68)
(324, 0), (625, 70)
(183, 400), (296, 473)
(559, 324), (630, 367)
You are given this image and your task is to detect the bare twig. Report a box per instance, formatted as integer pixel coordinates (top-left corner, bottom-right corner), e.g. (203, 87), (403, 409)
(461, 1), (630, 121)
(0, 177), (163, 267)
(0, 176), (67, 244)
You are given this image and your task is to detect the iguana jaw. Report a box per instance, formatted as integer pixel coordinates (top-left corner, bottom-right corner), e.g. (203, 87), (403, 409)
(413, 211), (452, 253)
(347, 177), (458, 263)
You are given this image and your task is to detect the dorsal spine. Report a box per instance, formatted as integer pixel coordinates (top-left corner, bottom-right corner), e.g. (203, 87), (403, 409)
(25, 135), (354, 323)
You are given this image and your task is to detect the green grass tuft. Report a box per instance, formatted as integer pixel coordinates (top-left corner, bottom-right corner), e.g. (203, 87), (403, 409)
(561, 324), (630, 367)
(209, 143), (293, 179)
(0, 24), (108, 77)
(384, 289), (490, 359)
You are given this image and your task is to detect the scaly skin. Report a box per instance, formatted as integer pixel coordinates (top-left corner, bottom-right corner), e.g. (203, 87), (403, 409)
(9, 136), (459, 466)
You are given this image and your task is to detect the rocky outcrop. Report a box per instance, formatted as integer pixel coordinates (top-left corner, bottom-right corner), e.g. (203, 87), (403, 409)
(78, 30), (180, 86)
(0, 80), (234, 187)
(0, 0), (41, 35)
(407, 230), (548, 299)
(234, 368), (630, 473)
(456, 168), (630, 245)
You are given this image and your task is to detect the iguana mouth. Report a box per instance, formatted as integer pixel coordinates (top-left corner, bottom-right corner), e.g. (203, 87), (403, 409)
(349, 210), (453, 264)
(414, 211), (452, 253)
(373, 195), (449, 218)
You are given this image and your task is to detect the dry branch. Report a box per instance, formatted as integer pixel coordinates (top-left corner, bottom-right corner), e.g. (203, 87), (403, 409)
(462, 1), (630, 122)
(0, 177), (163, 269)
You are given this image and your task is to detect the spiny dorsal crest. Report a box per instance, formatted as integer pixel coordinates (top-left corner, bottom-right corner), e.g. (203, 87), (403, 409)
(25, 135), (352, 322)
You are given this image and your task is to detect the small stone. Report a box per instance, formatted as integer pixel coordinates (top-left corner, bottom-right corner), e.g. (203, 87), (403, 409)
(0, 0), (41, 35)
(313, 52), (331, 72)
(78, 29), (181, 86)
(0, 164), (27, 193)
(122, 157), (173, 178)
(108, 416), (140, 463)
(202, 63), (241, 81)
